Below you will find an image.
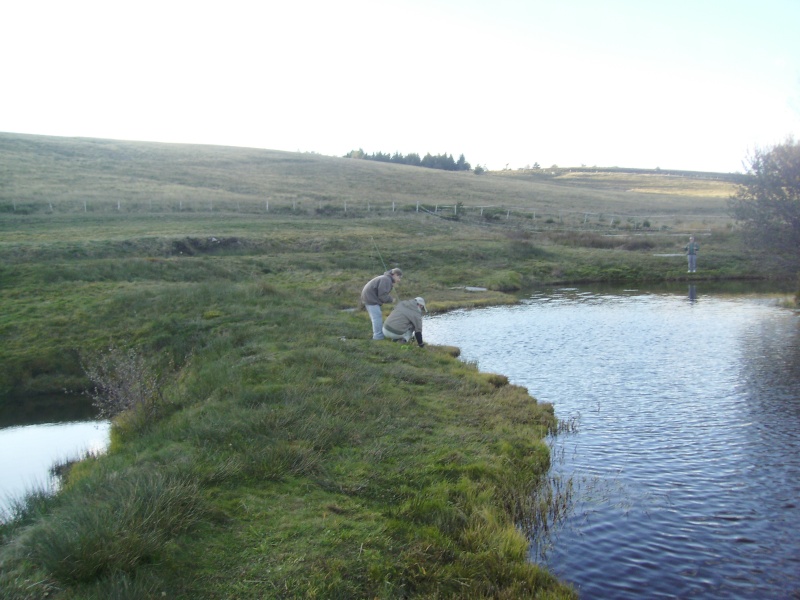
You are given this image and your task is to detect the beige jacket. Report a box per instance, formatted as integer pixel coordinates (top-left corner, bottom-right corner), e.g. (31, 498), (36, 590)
(383, 299), (423, 334)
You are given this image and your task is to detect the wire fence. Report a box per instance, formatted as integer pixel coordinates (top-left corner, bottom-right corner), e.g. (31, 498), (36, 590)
(1, 196), (734, 233)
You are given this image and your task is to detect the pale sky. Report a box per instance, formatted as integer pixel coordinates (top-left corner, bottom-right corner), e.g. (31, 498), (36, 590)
(2, 0), (799, 173)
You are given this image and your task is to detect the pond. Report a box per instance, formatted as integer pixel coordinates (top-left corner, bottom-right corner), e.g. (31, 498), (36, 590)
(425, 282), (800, 599)
(0, 395), (109, 520)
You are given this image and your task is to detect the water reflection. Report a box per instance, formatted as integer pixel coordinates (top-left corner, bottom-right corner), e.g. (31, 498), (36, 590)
(426, 283), (800, 600)
(0, 395), (109, 520)
(0, 393), (96, 428)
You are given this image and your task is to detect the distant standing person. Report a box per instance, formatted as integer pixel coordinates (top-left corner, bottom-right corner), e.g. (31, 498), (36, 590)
(361, 268), (403, 340)
(383, 297), (427, 347)
(685, 235), (699, 273)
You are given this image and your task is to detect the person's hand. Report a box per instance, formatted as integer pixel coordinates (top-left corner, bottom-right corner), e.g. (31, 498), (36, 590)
(418, 343), (425, 348)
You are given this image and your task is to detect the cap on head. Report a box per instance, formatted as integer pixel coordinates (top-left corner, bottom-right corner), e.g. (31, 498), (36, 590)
(415, 297), (427, 312)
(390, 268), (403, 276)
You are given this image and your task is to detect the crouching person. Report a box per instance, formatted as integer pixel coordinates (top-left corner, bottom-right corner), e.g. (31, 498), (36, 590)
(382, 297), (428, 347)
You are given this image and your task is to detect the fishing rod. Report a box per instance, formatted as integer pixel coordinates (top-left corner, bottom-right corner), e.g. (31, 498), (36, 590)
(371, 236), (387, 271)
(371, 236), (400, 300)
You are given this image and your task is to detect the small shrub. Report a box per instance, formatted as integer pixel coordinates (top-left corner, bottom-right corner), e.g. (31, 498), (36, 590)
(485, 373), (509, 387)
(482, 208), (505, 221)
(81, 343), (168, 423)
(485, 270), (523, 292)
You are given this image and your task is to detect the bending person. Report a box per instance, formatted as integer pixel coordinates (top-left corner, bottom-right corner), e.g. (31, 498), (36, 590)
(361, 268), (402, 340)
(382, 297), (427, 347)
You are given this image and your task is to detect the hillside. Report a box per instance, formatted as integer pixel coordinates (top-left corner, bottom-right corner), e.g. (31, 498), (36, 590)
(1, 132), (738, 230)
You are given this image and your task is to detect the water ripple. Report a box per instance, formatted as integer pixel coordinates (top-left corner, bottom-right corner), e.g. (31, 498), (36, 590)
(427, 286), (800, 599)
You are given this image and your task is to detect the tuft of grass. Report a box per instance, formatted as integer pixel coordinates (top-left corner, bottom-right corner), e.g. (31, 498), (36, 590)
(485, 270), (524, 292)
(4, 471), (204, 586)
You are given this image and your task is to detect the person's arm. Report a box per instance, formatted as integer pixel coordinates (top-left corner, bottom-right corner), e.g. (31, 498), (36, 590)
(376, 277), (394, 304)
(414, 331), (425, 347)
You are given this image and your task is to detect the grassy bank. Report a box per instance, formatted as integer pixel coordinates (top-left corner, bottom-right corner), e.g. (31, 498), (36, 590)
(0, 209), (767, 400)
(0, 135), (778, 598)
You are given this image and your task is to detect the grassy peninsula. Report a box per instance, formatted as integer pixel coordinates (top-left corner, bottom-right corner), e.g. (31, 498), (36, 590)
(0, 133), (770, 598)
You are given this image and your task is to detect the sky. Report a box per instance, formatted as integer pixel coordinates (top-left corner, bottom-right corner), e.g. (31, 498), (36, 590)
(2, 0), (799, 173)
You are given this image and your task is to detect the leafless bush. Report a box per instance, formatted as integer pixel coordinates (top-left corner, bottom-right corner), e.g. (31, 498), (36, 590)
(82, 343), (165, 420)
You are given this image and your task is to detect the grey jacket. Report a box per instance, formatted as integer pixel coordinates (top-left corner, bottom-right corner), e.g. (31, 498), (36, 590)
(361, 271), (395, 306)
(384, 299), (423, 334)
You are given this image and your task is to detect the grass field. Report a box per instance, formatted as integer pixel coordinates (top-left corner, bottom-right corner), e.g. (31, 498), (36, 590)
(2, 132), (738, 231)
(0, 133), (780, 599)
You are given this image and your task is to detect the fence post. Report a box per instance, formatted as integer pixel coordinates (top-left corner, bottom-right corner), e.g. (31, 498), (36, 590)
(392, 201), (396, 212)
(416, 201), (420, 212)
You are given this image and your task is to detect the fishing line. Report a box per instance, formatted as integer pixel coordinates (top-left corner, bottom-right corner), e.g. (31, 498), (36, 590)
(371, 236), (388, 271)
(371, 236), (401, 300)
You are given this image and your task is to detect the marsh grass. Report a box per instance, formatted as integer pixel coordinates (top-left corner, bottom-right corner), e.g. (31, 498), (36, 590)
(1, 471), (204, 598)
(29, 472), (202, 581)
(0, 135), (781, 598)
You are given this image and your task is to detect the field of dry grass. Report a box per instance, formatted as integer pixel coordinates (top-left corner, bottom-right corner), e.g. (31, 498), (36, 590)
(1, 132), (739, 232)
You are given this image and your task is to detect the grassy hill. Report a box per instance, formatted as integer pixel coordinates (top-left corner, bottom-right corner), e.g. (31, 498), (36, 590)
(1, 132), (738, 231)
(0, 133), (776, 599)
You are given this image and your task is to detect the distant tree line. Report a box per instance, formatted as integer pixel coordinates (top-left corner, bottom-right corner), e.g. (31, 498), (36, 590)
(344, 149), (473, 172)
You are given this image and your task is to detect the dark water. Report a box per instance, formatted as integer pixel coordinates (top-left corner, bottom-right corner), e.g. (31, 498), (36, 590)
(426, 284), (800, 599)
(0, 395), (109, 519)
